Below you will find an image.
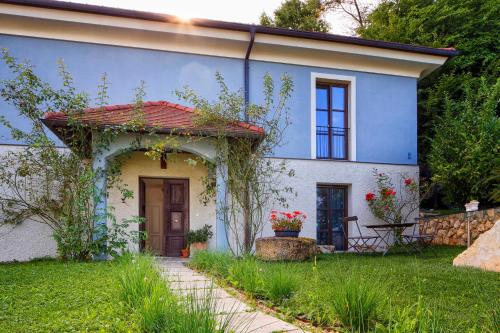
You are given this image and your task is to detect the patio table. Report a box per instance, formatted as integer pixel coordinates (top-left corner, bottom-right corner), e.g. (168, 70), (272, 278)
(365, 223), (416, 255)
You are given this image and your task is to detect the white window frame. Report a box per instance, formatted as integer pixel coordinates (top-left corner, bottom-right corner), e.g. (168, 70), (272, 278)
(310, 72), (356, 161)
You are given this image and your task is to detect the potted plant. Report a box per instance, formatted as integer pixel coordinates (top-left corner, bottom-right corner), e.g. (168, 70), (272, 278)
(187, 224), (213, 255)
(270, 210), (306, 237)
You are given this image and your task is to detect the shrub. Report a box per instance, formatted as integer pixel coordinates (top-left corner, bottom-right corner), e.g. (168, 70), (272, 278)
(189, 250), (235, 278)
(228, 256), (264, 295)
(330, 276), (381, 332)
(187, 224), (214, 245)
(263, 265), (299, 303)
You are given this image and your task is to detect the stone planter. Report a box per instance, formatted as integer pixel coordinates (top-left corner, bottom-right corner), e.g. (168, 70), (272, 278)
(274, 230), (300, 237)
(256, 237), (316, 261)
(189, 242), (208, 257)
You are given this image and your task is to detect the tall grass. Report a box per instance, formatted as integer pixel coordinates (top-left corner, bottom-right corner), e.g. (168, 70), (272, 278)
(191, 251), (300, 304)
(137, 283), (174, 332)
(228, 256), (263, 295)
(117, 254), (237, 333)
(377, 296), (443, 333)
(189, 250), (234, 278)
(329, 275), (381, 332)
(263, 265), (299, 303)
(118, 254), (163, 309)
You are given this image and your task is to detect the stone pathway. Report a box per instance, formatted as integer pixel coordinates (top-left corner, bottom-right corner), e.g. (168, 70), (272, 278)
(156, 257), (304, 333)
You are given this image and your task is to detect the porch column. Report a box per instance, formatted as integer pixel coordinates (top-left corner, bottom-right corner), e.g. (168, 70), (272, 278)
(215, 163), (229, 250)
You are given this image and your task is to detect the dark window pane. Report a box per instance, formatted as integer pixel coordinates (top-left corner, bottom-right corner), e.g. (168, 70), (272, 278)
(316, 87), (328, 110)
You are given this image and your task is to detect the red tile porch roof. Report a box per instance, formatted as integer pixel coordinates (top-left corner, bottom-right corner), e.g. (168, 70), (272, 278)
(43, 101), (264, 137)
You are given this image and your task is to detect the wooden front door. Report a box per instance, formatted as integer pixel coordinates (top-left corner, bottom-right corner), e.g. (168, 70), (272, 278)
(164, 179), (189, 256)
(143, 178), (165, 255)
(140, 178), (189, 257)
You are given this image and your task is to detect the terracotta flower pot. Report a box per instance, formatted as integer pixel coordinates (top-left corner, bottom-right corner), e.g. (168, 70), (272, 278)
(189, 242), (208, 257)
(180, 248), (190, 258)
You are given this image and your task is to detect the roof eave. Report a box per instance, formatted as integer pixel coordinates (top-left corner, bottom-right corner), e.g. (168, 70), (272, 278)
(42, 118), (264, 142)
(0, 0), (459, 58)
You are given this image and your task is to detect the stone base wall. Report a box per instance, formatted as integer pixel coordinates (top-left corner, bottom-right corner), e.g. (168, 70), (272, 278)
(419, 207), (499, 246)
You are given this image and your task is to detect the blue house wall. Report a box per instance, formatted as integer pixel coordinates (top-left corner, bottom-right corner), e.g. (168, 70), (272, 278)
(0, 34), (417, 165)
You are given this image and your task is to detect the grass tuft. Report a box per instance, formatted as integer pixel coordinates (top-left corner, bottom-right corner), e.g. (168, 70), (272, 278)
(117, 254), (162, 309)
(228, 256), (264, 295)
(377, 296), (443, 333)
(189, 250), (234, 278)
(263, 264), (299, 303)
(329, 275), (381, 332)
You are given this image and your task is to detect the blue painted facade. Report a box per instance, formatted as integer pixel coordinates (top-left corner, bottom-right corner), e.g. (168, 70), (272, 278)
(0, 34), (417, 165)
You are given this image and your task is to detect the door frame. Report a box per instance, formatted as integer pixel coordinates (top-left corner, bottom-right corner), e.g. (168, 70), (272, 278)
(316, 183), (348, 250)
(139, 177), (190, 256)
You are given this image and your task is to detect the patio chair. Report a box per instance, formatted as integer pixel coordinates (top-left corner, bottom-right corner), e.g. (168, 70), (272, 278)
(402, 217), (437, 255)
(342, 216), (379, 253)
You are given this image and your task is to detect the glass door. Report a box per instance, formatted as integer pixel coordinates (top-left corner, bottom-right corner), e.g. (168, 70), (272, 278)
(316, 185), (347, 250)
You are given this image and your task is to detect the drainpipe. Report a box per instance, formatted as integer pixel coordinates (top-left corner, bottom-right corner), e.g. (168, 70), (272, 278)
(244, 27), (256, 121)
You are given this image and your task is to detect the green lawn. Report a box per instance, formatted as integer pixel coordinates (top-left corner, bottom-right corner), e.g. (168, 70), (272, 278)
(190, 247), (500, 332)
(0, 259), (138, 332)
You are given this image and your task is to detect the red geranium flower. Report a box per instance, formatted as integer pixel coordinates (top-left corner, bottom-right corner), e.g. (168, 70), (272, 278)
(404, 178), (413, 186)
(293, 210), (302, 215)
(365, 193), (375, 201)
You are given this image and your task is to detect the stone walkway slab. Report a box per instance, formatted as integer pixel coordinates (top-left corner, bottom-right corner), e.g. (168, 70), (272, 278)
(156, 257), (306, 332)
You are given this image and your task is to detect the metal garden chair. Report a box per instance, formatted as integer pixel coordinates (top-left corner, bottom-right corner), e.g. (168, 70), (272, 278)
(402, 217), (437, 255)
(342, 216), (379, 253)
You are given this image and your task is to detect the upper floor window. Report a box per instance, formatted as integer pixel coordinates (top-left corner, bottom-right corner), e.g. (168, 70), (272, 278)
(316, 82), (348, 159)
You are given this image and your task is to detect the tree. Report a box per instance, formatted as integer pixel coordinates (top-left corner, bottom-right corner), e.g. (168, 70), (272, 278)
(323, 0), (373, 30)
(358, 0), (500, 207)
(428, 78), (499, 206)
(260, 0), (331, 32)
(177, 73), (295, 255)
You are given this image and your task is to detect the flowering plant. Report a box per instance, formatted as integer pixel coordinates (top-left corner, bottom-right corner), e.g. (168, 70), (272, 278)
(270, 210), (306, 231)
(365, 170), (419, 225)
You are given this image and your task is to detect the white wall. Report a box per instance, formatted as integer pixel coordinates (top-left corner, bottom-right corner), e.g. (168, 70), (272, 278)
(260, 158), (419, 240)
(0, 145), (58, 262)
(0, 222), (57, 262)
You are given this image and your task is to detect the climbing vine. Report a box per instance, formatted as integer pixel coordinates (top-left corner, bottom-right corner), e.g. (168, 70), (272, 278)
(177, 72), (295, 255)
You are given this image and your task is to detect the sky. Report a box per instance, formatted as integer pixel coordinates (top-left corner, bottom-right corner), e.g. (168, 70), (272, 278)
(61, 0), (380, 36)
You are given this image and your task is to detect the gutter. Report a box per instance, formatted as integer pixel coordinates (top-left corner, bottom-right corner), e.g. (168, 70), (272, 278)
(244, 27), (256, 121)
